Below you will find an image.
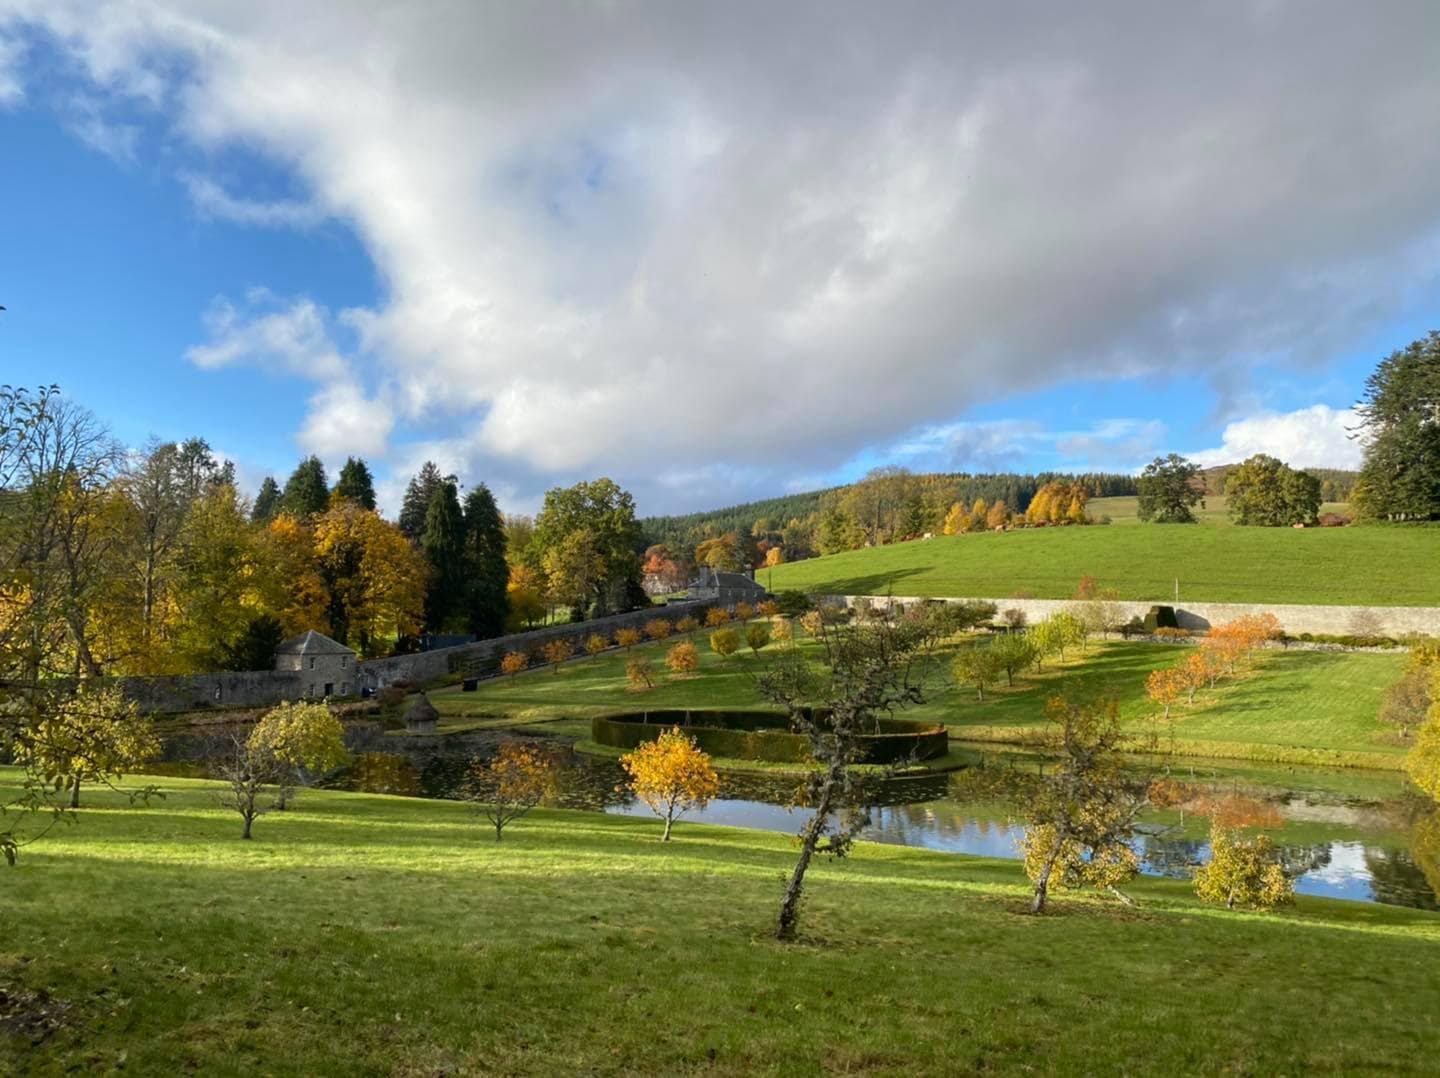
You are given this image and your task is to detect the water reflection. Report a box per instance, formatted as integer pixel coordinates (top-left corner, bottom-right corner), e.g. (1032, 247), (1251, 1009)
(341, 744), (1440, 912)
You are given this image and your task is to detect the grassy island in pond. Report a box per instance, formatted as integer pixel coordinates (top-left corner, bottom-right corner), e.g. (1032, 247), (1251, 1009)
(3, 774), (1440, 1075)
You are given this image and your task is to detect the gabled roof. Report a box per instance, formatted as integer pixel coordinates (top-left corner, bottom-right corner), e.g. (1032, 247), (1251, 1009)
(275, 630), (355, 657)
(405, 694), (440, 723)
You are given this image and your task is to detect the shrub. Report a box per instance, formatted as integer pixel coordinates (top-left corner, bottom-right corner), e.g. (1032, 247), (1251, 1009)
(1001, 608), (1028, 631)
(709, 628), (741, 659)
(499, 651), (528, 678)
(666, 640), (699, 676)
(774, 590), (811, 617)
(1154, 627), (1190, 639)
(376, 685), (407, 708)
(798, 611), (824, 636)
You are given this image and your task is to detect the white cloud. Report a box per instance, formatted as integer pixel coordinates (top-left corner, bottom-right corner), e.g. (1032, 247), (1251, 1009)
(298, 383), (393, 461)
(0, 33), (23, 105)
(1189, 404), (1363, 470)
(3, 2), (1439, 507)
(180, 172), (326, 229)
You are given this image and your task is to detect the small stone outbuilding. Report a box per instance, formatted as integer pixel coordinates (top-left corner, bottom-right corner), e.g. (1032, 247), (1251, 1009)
(404, 693), (440, 734)
(687, 566), (768, 607)
(273, 630), (357, 699)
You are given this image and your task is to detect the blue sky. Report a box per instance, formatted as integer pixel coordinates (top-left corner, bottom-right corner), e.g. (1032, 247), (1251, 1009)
(2, 4), (1438, 516)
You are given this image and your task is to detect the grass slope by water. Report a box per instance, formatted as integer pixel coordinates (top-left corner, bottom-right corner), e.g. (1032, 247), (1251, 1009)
(4, 775), (1439, 1075)
(761, 520), (1440, 605)
(427, 638), (1407, 768)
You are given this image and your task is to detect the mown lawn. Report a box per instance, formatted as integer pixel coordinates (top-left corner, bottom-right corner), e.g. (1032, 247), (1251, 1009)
(427, 638), (1408, 768)
(4, 775), (1439, 1075)
(761, 520), (1440, 605)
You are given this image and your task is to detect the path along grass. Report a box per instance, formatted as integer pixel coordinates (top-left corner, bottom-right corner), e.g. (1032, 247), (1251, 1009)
(3, 774), (1439, 1075)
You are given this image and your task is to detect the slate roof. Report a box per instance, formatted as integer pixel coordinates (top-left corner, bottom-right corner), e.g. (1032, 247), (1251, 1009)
(274, 630), (355, 657)
(405, 694), (440, 725)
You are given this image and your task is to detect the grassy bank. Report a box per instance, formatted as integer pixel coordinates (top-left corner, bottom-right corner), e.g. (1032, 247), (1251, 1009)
(761, 518), (1440, 605)
(427, 639), (1407, 769)
(3, 774), (1439, 1075)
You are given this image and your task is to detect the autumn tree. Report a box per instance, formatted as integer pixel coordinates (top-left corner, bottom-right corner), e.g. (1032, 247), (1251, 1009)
(505, 564), (546, 629)
(15, 685), (160, 808)
(500, 651), (528, 678)
(464, 741), (558, 840)
(333, 456), (377, 510)
(1146, 666), (1186, 722)
(1381, 668), (1430, 740)
(666, 640), (699, 677)
(1136, 454), (1202, 523)
(215, 732), (279, 840)
(615, 627), (642, 651)
(585, 633), (608, 660)
(972, 692), (1157, 913)
(542, 638), (573, 673)
(986, 500), (1009, 530)
(644, 617), (674, 644)
(169, 481), (263, 671)
(764, 546), (785, 567)
(675, 615), (698, 638)
(1404, 699), (1440, 802)
(744, 622), (771, 657)
(620, 727), (720, 841)
(625, 656), (655, 692)
(280, 455), (330, 517)
(1194, 828), (1294, 911)
(942, 502), (966, 536)
(756, 605), (951, 939)
(709, 627), (740, 659)
(695, 532), (745, 571)
(529, 478), (643, 617)
(248, 700), (349, 810)
(311, 502), (427, 655)
(705, 606), (729, 628)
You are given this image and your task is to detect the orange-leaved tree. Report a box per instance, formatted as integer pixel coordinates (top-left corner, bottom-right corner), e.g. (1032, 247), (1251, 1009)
(644, 617), (673, 643)
(666, 640), (699, 677)
(1146, 667), (1187, 722)
(615, 627), (642, 651)
(464, 741), (559, 841)
(620, 727), (720, 841)
(542, 638), (574, 673)
(585, 633), (608, 660)
(500, 651), (528, 678)
(626, 657), (655, 692)
(704, 607), (729, 628)
(733, 601), (754, 622)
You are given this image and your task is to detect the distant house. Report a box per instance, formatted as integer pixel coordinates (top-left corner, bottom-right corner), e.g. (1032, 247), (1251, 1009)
(273, 630), (357, 699)
(687, 566), (767, 606)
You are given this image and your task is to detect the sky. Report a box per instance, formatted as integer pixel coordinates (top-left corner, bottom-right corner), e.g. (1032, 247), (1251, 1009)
(1, 2), (1438, 518)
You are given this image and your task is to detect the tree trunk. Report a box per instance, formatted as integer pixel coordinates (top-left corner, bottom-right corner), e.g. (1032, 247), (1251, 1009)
(775, 768), (837, 940)
(242, 813), (253, 840)
(1030, 833), (1065, 914)
(495, 821), (504, 842)
(662, 811), (674, 842)
(69, 775), (81, 809)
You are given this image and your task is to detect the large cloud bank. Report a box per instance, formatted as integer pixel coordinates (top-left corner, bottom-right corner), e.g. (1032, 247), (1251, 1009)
(3, 2), (1438, 506)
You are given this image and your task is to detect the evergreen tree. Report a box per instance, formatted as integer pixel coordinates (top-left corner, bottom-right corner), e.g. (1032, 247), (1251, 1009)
(251, 477), (281, 523)
(333, 456), (377, 510)
(1355, 331), (1440, 521)
(421, 479), (467, 631)
(462, 484), (510, 638)
(399, 461), (446, 540)
(280, 456), (330, 517)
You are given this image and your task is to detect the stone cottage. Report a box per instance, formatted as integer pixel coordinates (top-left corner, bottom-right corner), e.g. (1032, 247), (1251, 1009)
(687, 566), (768, 606)
(273, 630), (357, 699)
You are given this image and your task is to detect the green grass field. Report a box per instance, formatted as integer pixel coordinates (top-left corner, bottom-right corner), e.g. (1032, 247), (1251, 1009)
(4, 774), (1439, 1075)
(761, 515), (1440, 605)
(426, 637), (1408, 768)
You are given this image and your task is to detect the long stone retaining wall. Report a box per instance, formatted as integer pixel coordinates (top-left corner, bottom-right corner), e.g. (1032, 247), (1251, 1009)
(356, 600), (708, 690)
(112, 670), (303, 714)
(825, 595), (1439, 637)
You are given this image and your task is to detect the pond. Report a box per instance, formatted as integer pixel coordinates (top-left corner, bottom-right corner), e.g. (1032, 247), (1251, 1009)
(376, 738), (1440, 912)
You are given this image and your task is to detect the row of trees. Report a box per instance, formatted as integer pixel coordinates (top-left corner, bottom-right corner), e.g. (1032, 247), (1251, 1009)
(1137, 453), (1325, 525)
(1144, 614), (1284, 719)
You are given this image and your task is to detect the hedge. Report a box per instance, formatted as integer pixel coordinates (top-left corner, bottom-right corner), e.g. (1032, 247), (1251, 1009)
(591, 709), (948, 765)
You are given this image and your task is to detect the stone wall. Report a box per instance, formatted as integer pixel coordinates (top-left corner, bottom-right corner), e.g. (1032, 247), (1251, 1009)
(827, 595), (1439, 637)
(115, 670), (303, 714)
(357, 600), (708, 689)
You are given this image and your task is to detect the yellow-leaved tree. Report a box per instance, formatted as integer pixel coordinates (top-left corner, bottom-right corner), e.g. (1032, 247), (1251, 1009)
(248, 700), (350, 810)
(1194, 827), (1294, 911)
(620, 727), (720, 841)
(666, 640), (699, 677)
(709, 627), (740, 659)
(16, 685), (161, 808)
(310, 502), (427, 657)
(464, 741), (559, 841)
